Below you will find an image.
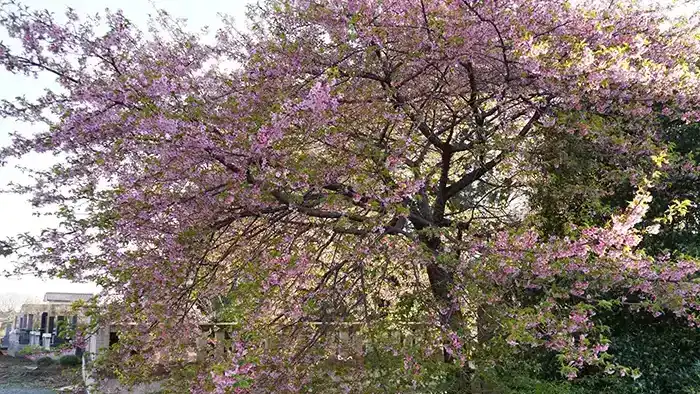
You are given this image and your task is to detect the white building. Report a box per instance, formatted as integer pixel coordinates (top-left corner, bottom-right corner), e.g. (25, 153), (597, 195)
(9, 292), (93, 352)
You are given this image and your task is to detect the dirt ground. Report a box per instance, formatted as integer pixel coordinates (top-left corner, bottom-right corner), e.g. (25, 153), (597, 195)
(0, 354), (84, 394)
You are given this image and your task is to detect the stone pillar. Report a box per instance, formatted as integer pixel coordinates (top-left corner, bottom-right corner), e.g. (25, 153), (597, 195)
(87, 330), (97, 355)
(195, 336), (208, 363)
(30, 331), (39, 346)
(42, 333), (52, 350)
(338, 329), (350, 359)
(9, 330), (19, 346)
(214, 329), (226, 358)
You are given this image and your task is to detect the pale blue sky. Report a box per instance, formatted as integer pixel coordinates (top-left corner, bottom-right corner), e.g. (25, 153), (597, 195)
(0, 0), (251, 299)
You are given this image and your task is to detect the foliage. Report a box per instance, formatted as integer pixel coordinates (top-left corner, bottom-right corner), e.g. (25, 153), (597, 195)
(17, 345), (44, 356)
(642, 121), (700, 257)
(1, 0), (700, 392)
(476, 358), (585, 394)
(58, 354), (81, 367)
(0, 240), (13, 257)
(528, 111), (700, 392)
(573, 311), (700, 394)
(473, 309), (700, 394)
(36, 356), (55, 367)
(531, 120), (700, 256)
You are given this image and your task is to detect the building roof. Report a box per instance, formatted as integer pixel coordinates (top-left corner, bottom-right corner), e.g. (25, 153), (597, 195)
(43, 292), (93, 303)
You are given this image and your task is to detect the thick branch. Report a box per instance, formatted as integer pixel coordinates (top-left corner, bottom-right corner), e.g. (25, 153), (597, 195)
(443, 109), (542, 202)
(393, 93), (450, 151)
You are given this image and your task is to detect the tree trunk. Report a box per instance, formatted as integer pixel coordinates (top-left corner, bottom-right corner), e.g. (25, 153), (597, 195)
(426, 262), (464, 363)
(477, 304), (497, 347)
(420, 233), (464, 363)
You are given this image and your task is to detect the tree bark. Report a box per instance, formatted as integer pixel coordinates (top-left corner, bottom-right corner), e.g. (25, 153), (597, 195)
(419, 233), (464, 363)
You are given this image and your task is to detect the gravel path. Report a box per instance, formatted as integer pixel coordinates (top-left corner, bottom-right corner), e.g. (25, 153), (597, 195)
(0, 355), (80, 394)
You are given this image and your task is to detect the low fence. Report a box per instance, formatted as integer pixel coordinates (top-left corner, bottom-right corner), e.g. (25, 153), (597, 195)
(196, 321), (435, 362)
(83, 322), (487, 393)
(194, 322), (498, 393)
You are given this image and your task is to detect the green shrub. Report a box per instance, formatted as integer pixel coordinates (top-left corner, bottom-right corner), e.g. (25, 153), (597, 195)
(17, 345), (43, 356)
(482, 309), (700, 394)
(58, 354), (81, 367)
(475, 355), (586, 394)
(36, 356), (55, 367)
(573, 310), (700, 394)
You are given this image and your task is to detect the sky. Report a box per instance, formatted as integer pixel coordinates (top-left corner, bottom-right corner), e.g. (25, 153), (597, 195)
(0, 0), (251, 300)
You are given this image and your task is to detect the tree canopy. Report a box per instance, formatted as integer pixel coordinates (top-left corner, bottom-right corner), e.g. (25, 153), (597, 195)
(1, 0), (700, 392)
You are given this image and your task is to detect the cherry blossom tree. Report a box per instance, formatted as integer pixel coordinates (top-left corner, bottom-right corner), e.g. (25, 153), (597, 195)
(2, 0), (700, 391)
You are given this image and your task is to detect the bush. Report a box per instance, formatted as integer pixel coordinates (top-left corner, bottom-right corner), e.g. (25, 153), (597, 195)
(481, 309), (700, 394)
(17, 345), (43, 356)
(475, 355), (586, 394)
(58, 354), (81, 367)
(36, 356), (55, 367)
(573, 310), (700, 394)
